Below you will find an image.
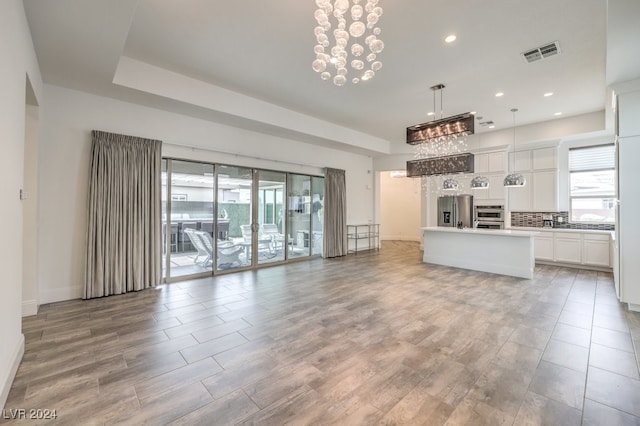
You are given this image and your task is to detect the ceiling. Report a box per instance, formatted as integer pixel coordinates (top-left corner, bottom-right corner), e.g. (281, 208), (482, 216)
(23, 0), (609, 155)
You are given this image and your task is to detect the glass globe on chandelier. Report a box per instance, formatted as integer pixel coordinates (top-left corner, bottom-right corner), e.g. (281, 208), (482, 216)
(312, 0), (384, 86)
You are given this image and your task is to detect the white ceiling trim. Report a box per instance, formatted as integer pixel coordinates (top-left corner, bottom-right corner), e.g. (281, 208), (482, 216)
(113, 56), (391, 155)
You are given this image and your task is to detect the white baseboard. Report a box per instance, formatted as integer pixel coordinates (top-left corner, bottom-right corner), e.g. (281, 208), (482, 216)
(629, 303), (640, 313)
(535, 260), (613, 273)
(1, 334), (24, 411)
(381, 235), (421, 242)
(21, 300), (39, 317)
(39, 284), (83, 305)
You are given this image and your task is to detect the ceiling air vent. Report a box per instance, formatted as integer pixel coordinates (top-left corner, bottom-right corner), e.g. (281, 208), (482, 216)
(479, 120), (494, 127)
(522, 41), (560, 63)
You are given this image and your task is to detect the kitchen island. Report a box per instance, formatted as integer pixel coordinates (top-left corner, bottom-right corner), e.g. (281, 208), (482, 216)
(421, 227), (539, 279)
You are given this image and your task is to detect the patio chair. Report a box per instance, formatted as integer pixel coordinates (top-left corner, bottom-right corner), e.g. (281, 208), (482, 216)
(180, 221), (198, 252)
(240, 224), (274, 258)
(260, 223), (287, 253)
(216, 239), (244, 267)
(198, 230), (243, 268)
(184, 228), (210, 265)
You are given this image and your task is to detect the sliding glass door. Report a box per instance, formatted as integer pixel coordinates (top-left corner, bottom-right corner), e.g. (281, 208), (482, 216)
(162, 158), (323, 282)
(287, 174), (312, 258)
(258, 171), (286, 265)
(311, 176), (325, 255)
(162, 160), (215, 280)
(216, 165), (253, 272)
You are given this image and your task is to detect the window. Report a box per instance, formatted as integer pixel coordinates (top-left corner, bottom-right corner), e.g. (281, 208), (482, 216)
(569, 144), (615, 223)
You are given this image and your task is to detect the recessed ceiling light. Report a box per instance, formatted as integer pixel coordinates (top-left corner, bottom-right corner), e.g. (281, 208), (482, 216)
(427, 112), (435, 116)
(488, 125), (496, 129)
(470, 111), (477, 115)
(445, 34), (457, 43)
(544, 92), (554, 97)
(495, 92), (504, 97)
(554, 112), (562, 116)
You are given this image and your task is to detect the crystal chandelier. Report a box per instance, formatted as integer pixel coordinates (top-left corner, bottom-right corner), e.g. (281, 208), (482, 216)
(312, 0), (384, 86)
(407, 84), (474, 194)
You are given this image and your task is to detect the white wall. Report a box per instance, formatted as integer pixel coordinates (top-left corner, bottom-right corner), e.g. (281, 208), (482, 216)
(22, 104), (40, 316)
(378, 172), (422, 242)
(0, 0), (43, 410)
(38, 84), (374, 304)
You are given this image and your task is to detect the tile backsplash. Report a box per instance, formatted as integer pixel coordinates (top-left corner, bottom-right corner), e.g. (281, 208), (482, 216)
(510, 211), (615, 231)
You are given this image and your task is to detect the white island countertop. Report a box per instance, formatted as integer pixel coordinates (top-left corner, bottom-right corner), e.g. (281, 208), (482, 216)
(421, 226), (537, 279)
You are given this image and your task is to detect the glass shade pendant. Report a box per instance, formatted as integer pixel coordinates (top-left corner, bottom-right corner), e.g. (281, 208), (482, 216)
(504, 108), (526, 187)
(470, 175), (489, 189)
(503, 173), (526, 187)
(312, 0), (384, 86)
(442, 178), (459, 191)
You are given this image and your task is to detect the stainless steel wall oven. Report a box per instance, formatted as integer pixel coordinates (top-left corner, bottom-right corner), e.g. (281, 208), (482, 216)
(474, 205), (505, 229)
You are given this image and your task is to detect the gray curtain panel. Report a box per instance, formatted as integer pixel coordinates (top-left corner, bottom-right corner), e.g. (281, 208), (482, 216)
(323, 167), (347, 258)
(84, 130), (162, 299)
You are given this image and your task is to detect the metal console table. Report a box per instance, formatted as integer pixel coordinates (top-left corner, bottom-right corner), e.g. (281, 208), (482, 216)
(347, 224), (380, 254)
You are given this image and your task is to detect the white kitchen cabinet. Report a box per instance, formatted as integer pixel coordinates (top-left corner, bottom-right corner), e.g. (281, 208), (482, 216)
(612, 233), (619, 297)
(532, 170), (558, 211)
(555, 232), (582, 264)
(532, 147), (557, 170)
(474, 154), (489, 174)
(510, 151), (532, 172)
(488, 152), (506, 173)
(507, 170), (557, 212)
(472, 151), (506, 203)
(508, 172), (532, 211)
(534, 234), (554, 261)
(488, 175), (506, 201)
(533, 230), (613, 269)
(507, 147), (558, 211)
(476, 151), (505, 174)
(583, 234), (611, 267)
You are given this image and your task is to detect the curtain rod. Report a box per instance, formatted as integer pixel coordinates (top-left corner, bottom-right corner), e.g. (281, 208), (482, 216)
(162, 141), (326, 171)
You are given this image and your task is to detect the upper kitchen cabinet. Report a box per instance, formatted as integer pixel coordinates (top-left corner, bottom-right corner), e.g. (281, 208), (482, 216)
(474, 154), (489, 174)
(508, 146), (559, 211)
(475, 151), (506, 174)
(508, 172), (533, 211)
(473, 150), (507, 203)
(532, 147), (557, 170)
(532, 170), (558, 211)
(513, 151), (531, 172)
(488, 152), (506, 173)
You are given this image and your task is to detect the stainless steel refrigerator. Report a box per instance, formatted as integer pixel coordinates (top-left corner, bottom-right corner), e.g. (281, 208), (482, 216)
(437, 195), (474, 228)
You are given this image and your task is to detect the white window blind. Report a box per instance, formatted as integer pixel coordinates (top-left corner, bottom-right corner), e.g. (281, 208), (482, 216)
(569, 144), (615, 171)
(568, 143), (616, 223)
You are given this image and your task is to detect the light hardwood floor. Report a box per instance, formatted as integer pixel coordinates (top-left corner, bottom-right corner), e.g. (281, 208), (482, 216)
(3, 241), (640, 425)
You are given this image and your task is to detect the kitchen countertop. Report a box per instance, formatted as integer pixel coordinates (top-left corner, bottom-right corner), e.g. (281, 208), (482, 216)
(421, 226), (538, 237)
(509, 226), (614, 235)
